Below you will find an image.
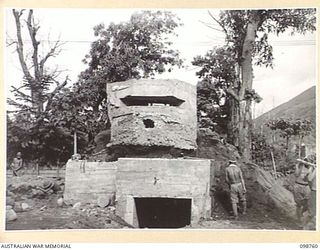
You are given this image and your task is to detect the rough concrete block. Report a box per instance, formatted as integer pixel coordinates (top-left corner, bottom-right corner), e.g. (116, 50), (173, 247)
(107, 79), (197, 150)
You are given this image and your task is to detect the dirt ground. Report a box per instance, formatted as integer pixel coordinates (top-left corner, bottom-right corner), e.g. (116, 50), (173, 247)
(6, 175), (304, 231)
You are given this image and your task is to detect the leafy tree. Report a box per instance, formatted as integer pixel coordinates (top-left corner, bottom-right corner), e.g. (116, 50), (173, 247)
(76, 10), (183, 113)
(193, 9), (316, 160)
(48, 87), (106, 154)
(195, 46), (236, 134)
(55, 10), (184, 150)
(266, 118), (312, 149)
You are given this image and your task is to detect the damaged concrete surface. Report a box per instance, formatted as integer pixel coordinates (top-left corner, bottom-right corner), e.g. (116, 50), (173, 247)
(107, 79), (197, 150)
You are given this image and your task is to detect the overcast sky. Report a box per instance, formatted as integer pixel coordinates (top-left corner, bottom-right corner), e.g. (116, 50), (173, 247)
(4, 8), (317, 117)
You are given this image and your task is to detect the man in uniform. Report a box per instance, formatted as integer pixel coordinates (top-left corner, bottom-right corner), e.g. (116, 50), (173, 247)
(225, 159), (247, 219)
(294, 157), (312, 222)
(10, 152), (23, 176)
(305, 155), (316, 223)
(307, 161), (316, 220)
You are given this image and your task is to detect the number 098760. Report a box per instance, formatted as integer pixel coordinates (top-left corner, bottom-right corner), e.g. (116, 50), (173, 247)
(300, 244), (318, 248)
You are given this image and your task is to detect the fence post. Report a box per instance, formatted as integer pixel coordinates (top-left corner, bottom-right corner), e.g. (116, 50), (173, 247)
(36, 162), (40, 176)
(57, 160), (60, 178)
(270, 150), (276, 177)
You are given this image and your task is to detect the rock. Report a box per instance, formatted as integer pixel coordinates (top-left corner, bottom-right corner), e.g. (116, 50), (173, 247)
(21, 203), (30, 211)
(89, 204), (97, 208)
(13, 202), (23, 212)
(57, 198), (64, 207)
(7, 191), (16, 199)
(6, 197), (15, 206)
(253, 168), (296, 219)
(6, 209), (17, 221)
(31, 189), (46, 199)
(97, 196), (111, 208)
(72, 202), (81, 209)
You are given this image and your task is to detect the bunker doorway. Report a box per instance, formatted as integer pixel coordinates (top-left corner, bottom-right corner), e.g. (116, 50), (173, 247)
(134, 197), (191, 228)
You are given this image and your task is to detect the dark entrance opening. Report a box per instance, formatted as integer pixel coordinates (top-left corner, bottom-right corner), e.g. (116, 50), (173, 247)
(134, 197), (191, 228)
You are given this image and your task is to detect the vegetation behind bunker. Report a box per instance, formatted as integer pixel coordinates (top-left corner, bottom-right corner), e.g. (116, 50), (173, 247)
(6, 8), (316, 230)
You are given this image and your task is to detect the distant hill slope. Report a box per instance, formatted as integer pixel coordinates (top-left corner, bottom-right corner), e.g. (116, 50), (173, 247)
(255, 86), (316, 128)
(254, 85), (316, 153)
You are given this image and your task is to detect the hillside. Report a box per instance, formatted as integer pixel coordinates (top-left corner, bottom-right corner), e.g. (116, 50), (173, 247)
(254, 85), (316, 152)
(255, 85), (316, 127)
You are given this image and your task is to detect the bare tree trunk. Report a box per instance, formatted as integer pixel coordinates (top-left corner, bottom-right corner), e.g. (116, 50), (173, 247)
(12, 9), (68, 117)
(227, 98), (240, 147)
(237, 12), (261, 160)
(74, 131), (77, 155)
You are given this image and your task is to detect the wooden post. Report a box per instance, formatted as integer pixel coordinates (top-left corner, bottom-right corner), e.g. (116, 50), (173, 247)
(270, 150), (276, 177)
(298, 136), (302, 158)
(56, 160), (60, 178)
(36, 162), (40, 176)
(74, 130), (77, 155)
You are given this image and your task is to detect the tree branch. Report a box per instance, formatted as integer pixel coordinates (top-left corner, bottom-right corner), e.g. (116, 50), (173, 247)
(225, 86), (240, 102)
(7, 98), (34, 111)
(11, 86), (33, 103)
(39, 40), (63, 76)
(26, 9), (40, 81)
(12, 9), (34, 83)
(199, 20), (225, 33)
(208, 10), (228, 35)
(45, 76), (69, 112)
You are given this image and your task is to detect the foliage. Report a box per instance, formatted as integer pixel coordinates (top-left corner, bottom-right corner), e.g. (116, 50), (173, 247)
(8, 10), (184, 165)
(51, 10), (184, 153)
(266, 118), (312, 148)
(197, 79), (229, 134)
(251, 132), (298, 173)
(76, 10), (183, 111)
(251, 133), (270, 164)
(193, 45), (262, 135)
(7, 113), (76, 165)
(244, 89), (262, 103)
(193, 9), (316, 158)
(7, 9), (72, 165)
(218, 9), (316, 67)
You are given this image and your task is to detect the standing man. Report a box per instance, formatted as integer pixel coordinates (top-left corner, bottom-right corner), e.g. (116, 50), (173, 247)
(10, 152), (23, 176)
(293, 158), (312, 222)
(306, 155), (316, 221)
(225, 159), (247, 219)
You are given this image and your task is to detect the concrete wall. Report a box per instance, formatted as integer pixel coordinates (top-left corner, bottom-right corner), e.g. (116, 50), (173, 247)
(115, 158), (211, 227)
(107, 79), (197, 150)
(64, 160), (117, 204)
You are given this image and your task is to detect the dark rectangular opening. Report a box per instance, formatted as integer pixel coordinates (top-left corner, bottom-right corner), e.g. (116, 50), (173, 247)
(134, 197), (191, 228)
(121, 95), (185, 107)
